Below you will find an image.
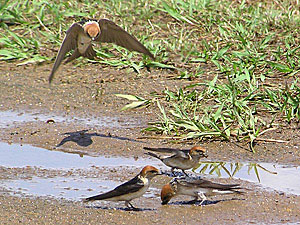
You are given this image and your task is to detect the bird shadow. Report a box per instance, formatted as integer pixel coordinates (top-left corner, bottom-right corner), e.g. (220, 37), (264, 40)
(169, 197), (245, 206)
(56, 129), (144, 147)
(84, 205), (156, 212)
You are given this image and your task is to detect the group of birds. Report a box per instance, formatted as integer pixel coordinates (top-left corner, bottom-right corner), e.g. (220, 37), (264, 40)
(48, 19), (243, 210)
(83, 146), (243, 209)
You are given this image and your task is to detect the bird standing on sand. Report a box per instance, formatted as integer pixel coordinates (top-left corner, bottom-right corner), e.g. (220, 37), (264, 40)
(161, 176), (242, 205)
(49, 19), (154, 83)
(144, 146), (208, 176)
(83, 165), (160, 209)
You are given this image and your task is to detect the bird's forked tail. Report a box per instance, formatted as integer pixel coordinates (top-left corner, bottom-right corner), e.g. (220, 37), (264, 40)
(145, 152), (162, 161)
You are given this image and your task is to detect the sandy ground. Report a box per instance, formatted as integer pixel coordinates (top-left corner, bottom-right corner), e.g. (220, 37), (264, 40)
(0, 61), (300, 224)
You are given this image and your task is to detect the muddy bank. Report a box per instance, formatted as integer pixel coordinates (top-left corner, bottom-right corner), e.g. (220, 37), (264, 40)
(0, 62), (300, 224)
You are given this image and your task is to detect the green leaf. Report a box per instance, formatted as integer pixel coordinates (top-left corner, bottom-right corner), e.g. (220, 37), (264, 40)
(148, 61), (176, 69)
(115, 94), (144, 101)
(213, 102), (224, 121)
(121, 100), (148, 111)
(218, 45), (231, 57)
(253, 165), (261, 182)
(268, 62), (293, 73)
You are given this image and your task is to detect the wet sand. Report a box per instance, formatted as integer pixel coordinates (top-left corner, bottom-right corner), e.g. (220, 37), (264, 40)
(0, 62), (300, 224)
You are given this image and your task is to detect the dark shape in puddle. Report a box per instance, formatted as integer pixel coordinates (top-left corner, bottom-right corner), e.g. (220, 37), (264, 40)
(56, 129), (143, 147)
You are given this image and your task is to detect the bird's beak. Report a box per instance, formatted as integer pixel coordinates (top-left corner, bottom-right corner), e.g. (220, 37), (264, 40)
(161, 200), (170, 205)
(155, 171), (164, 176)
(158, 171), (167, 176)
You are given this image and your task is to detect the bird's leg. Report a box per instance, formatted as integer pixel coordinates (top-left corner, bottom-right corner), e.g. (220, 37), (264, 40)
(125, 201), (138, 210)
(171, 168), (176, 176)
(182, 169), (189, 177)
(188, 196), (198, 204)
(125, 201), (131, 208)
(198, 192), (207, 206)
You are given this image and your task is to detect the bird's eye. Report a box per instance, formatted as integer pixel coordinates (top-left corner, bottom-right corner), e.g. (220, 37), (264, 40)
(81, 42), (84, 45)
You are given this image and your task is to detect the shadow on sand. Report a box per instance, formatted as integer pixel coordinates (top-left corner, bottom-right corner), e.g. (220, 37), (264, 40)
(169, 197), (245, 206)
(84, 205), (156, 212)
(56, 129), (144, 147)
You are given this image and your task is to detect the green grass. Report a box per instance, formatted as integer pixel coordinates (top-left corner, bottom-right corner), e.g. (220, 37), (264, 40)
(194, 161), (277, 182)
(0, 0), (168, 67)
(114, 0), (300, 151)
(1, 0), (300, 151)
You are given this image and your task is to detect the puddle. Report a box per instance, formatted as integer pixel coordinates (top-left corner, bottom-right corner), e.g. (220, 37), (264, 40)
(2, 177), (117, 200)
(1, 177), (159, 201)
(195, 162), (300, 195)
(0, 110), (142, 129)
(0, 142), (160, 200)
(0, 142), (300, 201)
(0, 142), (159, 169)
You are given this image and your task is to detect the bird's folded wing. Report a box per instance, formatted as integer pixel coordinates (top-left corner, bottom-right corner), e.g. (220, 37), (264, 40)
(175, 150), (190, 159)
(143, 147), (176, 153)
(143, 147), (190, 159)
(113, 175), (145, 195)
(49, 23), (83, 83)
(85, 175), (145, 201)
(96, 19), (154, 59)
(178, 178), (241, 190)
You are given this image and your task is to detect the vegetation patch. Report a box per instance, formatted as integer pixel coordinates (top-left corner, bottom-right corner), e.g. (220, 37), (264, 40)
(1, 0), (300, 151)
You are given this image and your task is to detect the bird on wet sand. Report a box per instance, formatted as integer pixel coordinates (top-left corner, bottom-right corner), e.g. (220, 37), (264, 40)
(83, 165), (160, 210)
(49, 19), (154, 83)
(160, 176), (243, 205)
(144, 146), (208, 176)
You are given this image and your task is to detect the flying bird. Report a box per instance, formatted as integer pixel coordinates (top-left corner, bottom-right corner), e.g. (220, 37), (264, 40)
(161, 177), (243, 205)
(144, 146), (208, 176)
(83, 165), (160, 209)
(49, 19), (154, 83)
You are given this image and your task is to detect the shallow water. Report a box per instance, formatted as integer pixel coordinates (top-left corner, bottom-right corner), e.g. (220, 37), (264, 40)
(195, 162), (300, 195)
(0, 142), (160, 200)
(0, 142), (158, 169)
(2, 177), (158, 200)
(0, 110), (141, 129)
(0, 142), (299, 200)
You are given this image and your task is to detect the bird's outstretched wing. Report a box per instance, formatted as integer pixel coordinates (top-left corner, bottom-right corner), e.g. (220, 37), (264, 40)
(96, 19), (154, 59)
(84, 175), (144, 202)
(49, 23), (83, 83)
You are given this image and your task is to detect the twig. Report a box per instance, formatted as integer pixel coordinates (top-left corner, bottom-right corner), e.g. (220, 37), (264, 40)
(254, 138), (289, 143)
(35, 15), (51, 32)
(137, 136), (182, 140)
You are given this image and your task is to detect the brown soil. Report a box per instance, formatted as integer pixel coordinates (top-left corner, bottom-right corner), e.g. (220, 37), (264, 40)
(0, 60), (300, 224)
